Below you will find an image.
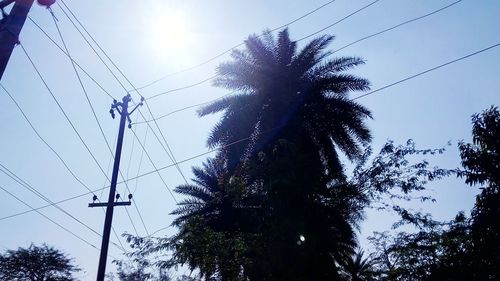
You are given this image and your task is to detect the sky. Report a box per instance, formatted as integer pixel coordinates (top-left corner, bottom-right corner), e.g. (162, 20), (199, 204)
(0, 0), (499, 279)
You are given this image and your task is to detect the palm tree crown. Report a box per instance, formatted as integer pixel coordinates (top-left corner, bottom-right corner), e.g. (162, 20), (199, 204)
(199, 28), (372, 180)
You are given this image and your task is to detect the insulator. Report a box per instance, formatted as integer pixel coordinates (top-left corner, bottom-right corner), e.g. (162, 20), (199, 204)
(128, 194), (133, 200)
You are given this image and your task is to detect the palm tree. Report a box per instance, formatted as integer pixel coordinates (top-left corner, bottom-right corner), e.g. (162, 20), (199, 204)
(169, 158), (260, 280)
(171, 157), (260, 231)
(199, 28), (372, 180)
(167, 29), (372, 281)
(340, 250), (377, 281)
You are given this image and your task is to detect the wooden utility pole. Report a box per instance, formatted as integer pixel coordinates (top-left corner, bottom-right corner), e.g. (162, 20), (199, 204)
(89, 94), (143, 281)
(0, 0), (34, 80)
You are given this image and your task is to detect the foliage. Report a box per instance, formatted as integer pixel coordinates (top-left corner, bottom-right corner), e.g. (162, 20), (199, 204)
(339, 250), (377, 281)
(198, 28), (372, 180)
(0, 243), (80, 281)
(367, 213), (471, 281)
(365, 106), (500, 281)
(123, 23), (499, 281)
(176, 28), (373, 280)
(458, 106), (500, 280)
(351, 139), (454, 216)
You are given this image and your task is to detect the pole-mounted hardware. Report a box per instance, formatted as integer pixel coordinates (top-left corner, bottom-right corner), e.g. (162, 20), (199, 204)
(90, 93), (143, 281)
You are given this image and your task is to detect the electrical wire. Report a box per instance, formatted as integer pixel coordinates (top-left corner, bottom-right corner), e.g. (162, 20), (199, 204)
(19, 41), (140, 246)
(144, 0), (381, 101)
(143, 102), (189, 184)
(4, 38), (499, 224)
(132, 92), (233, 125)
(0, 83), (127, 252)
(0, 183), (99, 251)
(55, 1), (189, 195)
(0, 164), (125, 252)
(131, 0), (339, 91)
(130, 128), (178, 203)
(352, 42), (500, 100)
(27, 17), (114, 99)
(20, 43), (111, 187)
(332, 0), (463, 54)
(132, 118), (149, 194)
(136, 0), (465, 119)
(296, 0), (380, 42)
(48, 7), (141, 238)
(31, 5), (150, 237)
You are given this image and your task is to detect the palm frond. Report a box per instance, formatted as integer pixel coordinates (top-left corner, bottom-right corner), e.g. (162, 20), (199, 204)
(311, 56), (365, 76)
(276, 28), (296, 66)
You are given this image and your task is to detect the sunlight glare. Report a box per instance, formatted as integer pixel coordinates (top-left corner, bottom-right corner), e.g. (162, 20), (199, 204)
(149, 10), (193, 58)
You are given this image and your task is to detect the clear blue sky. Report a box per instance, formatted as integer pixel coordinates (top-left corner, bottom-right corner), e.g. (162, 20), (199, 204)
(0, 0), (499, 279)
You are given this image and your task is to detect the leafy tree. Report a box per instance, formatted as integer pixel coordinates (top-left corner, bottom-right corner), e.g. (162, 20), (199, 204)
(364, 106), (500, 281)
(367, 213), (472, 281)
(0, 243), (80, 281)
(458, 106), (500, 280)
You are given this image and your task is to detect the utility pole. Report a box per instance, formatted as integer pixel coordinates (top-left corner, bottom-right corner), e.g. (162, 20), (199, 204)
(0, 0), (34, 80)
(89, 94), (143, 281)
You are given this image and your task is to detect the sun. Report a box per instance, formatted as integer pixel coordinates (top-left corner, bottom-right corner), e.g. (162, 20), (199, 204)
(148, 11), (193, 57)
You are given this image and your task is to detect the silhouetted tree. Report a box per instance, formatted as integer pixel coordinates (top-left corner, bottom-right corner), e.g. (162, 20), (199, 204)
(0, 244), (80, 281)
(364, 106), (500, 281)
(198, 28), (372, 180)
(458, 106), (500, 280)
(339, 250), (376, 281)
(196, 28), (372, 281)
(368, 213), (472, 281)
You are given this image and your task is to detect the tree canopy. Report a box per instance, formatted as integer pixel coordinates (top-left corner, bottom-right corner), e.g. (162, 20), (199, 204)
(119, 26), (499, 281)
(0, 244), (80, 281)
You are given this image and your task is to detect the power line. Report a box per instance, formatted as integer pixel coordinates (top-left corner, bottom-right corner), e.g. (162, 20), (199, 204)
(4, 41), (499, 221)
(55, 1), (189, 196)
(19, 41), (139, 243)
(143, 102), (189, 184)
(54, 2), (129, 93)
(133, 92), (234, 125)
(332, 0), (463, 54)
(19, 40), (141, 249)
(0, 83), (93, 192)
(352, 42), (500, 100)
(27, 17), (115, 100)
(135, 0), (465, 121)
(0, 187), (107, 221)
(31, 7), (150, 236)
(132, 118), (149, 194)
(0, 163), (125, 252)
(130, 128), (178, 203)
(296, 0), (380, 42)
(48, 7), (142, 238)
(144, 0), (381, 101)
(20, 43), (112, 186)
(0, 183), (99, 251)
(132, 0), (339, 91)
(145, 75), (217, 101)
(0, 83), (127, 252)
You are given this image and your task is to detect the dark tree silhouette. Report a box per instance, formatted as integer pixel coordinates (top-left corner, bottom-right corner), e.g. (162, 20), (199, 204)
(458, 106), (500, 280)
(195, 28), (372, 281)
(0, 244), (80, 281)
(339, 250), (376, 281)
(168, 157), (259, 280)
(199, 28), (372, 180)
(364, 106), (500, 281)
